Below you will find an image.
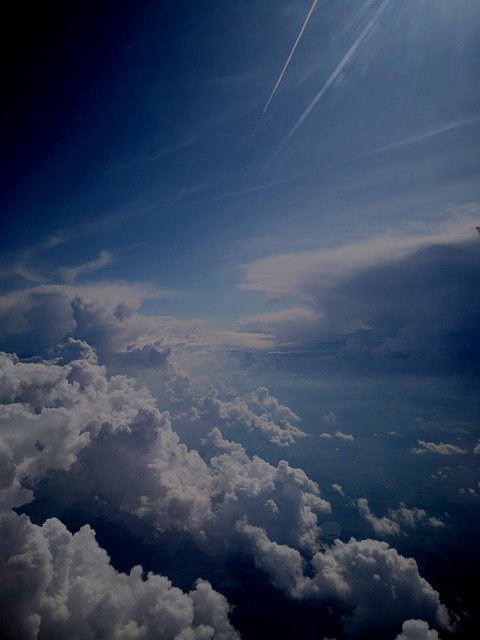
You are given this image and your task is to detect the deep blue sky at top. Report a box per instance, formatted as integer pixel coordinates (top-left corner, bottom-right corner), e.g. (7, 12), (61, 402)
(1, 0), (479, 321)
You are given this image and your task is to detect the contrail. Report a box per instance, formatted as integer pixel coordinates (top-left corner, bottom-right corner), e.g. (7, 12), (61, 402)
(367, 115), (480, 155)
(272, 0), (391, 159)
(250, 0), (319, 144)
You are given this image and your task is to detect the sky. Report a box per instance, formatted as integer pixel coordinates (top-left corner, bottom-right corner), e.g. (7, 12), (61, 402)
(1, 1), (479, 639)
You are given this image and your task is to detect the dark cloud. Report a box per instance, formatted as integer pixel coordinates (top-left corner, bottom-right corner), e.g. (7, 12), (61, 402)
(240, 241), (480, 376)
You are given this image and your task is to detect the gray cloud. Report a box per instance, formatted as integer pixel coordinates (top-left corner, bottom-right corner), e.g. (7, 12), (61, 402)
(238, 234), (480, 376)
(0, 510), (239, 640)
(237, 520), (451, 638)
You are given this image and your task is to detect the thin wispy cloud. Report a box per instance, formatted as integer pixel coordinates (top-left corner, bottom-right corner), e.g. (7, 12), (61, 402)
(367, 115), (480, 155)
(59, 250), (114, 282)
(272, 0), (391, 159)
(250, 0), (319, 143)
(115, 135), (202, 171)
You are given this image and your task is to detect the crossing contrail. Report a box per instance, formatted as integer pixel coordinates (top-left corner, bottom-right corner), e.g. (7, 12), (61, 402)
(250, 0), (319, 144)
(272, 0), (391, 158)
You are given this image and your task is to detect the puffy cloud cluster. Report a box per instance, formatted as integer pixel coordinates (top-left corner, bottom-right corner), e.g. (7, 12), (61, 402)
(237, 521), (451, 638)
(0, 510), (239, 640)
(119, 342), (306, 447)
(0, 342), (160, 510)
(0, 302), (455, 639)
(357, 499), (444, 537)
(206, 428), (330, 551)
(197, 387), (305, 447)
(0, 343), (327, 544)
(0, 330), (319, 637)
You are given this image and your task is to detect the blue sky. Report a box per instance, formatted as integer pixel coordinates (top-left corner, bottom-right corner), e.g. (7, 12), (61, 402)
(1, 2), (479, 639)
(1, 0), (479, 323)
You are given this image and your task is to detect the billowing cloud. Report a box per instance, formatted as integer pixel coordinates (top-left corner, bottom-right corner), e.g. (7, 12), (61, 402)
(0, 346), (328, 551)
(237, 521), (451, 638)
(0, 510), (239, 640)
(0, 283), (271, 359)
(394, 619), (440, 640)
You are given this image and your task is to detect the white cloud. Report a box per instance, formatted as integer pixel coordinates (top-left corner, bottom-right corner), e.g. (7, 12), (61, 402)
(239, 224), (474, 300)
(394, 619), (440, 639)
(412, 440), (467, 456)
(0, 510), (239, 640)
(0, 347), (329, 552)
(331, 484), (344, 497)
(334, 431), (355, 443)
(357, 499), (443, 537)
(357, 498), (401, 536)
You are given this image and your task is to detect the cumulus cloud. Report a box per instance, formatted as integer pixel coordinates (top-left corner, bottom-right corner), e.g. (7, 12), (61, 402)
(357, 499), (443, 537)
(319, 431), (354, 443)
(0, 346), (328, 552)
(0, 510), (239, 640)
(0, 343), (335, 636)
(395, 619), (440, 639)
(0, 283), (270, 359)
(0, 282), (458, 638)
(331, 484), (344, 497)
(334, 431), (355, 443)
(197, 386), (306, 447)
(412, 440), (467, 456)
(237, 521), (451, 638)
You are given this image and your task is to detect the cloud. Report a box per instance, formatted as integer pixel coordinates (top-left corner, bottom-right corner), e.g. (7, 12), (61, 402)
(237, 521), (451, 638)
(0, 346), (329, 552)
(357, 498), (401, 536)
(394, 619), (440, 640)
(59, 250), (115, 282)
(0, 510), (239, 640)
(331, 484), (344, 497)
(322, 411), (337, 424)
(251, 0), (318, 141)
(272, 0), (392, 157)
(237, 230), (480, 376)
(369, 114), (480, 156)
(197, 387), (306, 447)
(412, 440), (467, 456)
(357, 499), (443, 537)
(334, 431), (354, 443)
(0, 282), (273, 359)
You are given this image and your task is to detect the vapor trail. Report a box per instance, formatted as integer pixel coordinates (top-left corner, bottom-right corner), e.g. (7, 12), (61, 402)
(250, 0), (319, 143)
(272, 0), (391, 158)
(367, 115), (480, 155)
